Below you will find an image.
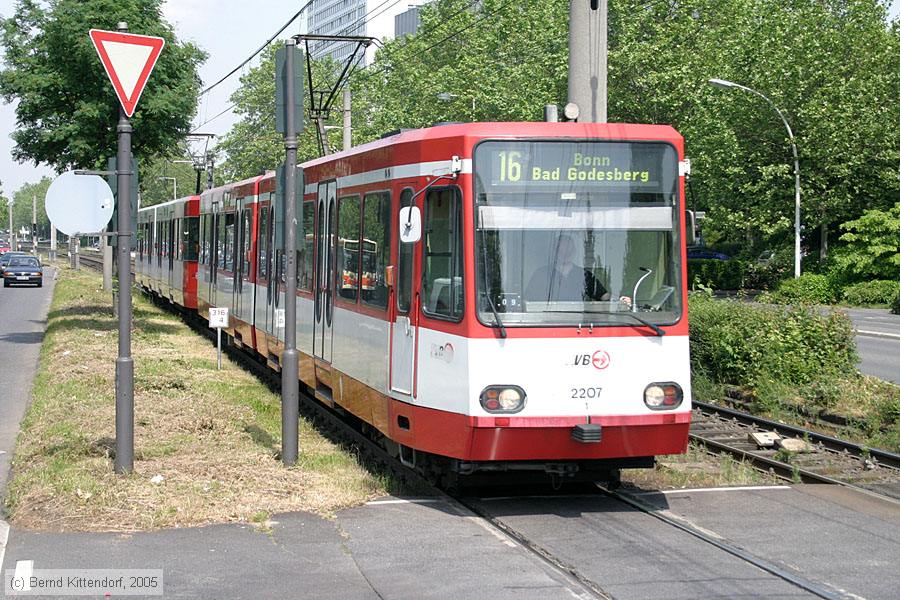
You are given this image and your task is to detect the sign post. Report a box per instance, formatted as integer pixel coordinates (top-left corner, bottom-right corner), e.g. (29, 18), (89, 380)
(275, 39), (304, 467)
(89, 22), (164, 474)
(209, 308), (229, 370)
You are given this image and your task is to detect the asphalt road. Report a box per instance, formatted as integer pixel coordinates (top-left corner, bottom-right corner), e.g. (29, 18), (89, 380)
(843, 307), (900, 384)
(0, 267), (55, 505)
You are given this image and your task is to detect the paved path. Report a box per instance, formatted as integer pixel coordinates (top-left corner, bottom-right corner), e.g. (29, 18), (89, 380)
(842, 307), (900, 383)
(471, 484), (900, 600)
(3, 497), (593, 599)
(0, 267), (55, 505)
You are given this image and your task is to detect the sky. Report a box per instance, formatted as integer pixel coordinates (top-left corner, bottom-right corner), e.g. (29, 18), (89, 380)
(0, 0), (309, 197)
(0, 0), (898, 199)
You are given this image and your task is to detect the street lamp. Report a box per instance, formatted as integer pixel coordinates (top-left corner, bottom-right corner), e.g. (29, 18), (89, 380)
(437, 92), (476, 116)
(708, 78), (802, 278)
(158, 176), (177, 201)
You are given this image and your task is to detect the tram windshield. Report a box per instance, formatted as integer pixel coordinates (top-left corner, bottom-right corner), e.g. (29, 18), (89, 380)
(474, 140), (682, 328)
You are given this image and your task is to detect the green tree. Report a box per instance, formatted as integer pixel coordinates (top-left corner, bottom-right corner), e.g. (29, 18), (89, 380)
(139, 149), (206, 207)
(607, 0), (899, 261)
(0, 0), (207, 171)
(218, 44), (342, 182)
(351, 0), (568, 141)
(831, 202), (900, 282)
(9, 177), (53, 240)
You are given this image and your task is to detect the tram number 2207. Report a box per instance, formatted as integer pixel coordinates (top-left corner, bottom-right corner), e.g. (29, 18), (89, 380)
(571, 387), (602, 399)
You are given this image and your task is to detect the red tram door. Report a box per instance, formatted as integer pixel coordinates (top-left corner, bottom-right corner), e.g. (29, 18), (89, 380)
(390, 187), (417, 397)
(314, 181), (337, 363)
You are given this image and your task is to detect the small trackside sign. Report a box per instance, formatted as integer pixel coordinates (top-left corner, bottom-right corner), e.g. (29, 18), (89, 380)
(89, 29), (165, 117)
(209, 307), (229, 329)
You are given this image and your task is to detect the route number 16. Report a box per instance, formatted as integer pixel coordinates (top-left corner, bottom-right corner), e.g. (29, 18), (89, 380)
(498, 151), (522, 182)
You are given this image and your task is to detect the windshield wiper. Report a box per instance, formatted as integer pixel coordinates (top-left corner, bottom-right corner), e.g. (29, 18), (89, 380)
(532, 309), (665, 336)
(477, 222), (506, 338)
(616, 312), (665, 337)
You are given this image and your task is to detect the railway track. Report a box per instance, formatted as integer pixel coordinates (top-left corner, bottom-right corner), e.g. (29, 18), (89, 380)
(134, 284), (882, 600)
(690, 400), (900, 500)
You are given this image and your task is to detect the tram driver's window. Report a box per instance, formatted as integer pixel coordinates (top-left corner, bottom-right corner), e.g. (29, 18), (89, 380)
(423, 187), (463, 320)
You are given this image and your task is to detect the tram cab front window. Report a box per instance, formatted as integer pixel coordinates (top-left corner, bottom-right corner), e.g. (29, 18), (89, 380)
(474, 140), (682, 328)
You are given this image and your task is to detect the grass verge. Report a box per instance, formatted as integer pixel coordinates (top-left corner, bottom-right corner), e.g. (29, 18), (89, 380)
(5, 267), (386, 532)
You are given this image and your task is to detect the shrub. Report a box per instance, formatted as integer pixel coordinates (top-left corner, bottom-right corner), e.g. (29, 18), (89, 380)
(688, 295), (857, 389)
(893, 289), (900, 315)
(768, 273), (838, 305)
(687, 259), (746, 290)
(842, 280), (900, 306)
(831, 203), (900, 283)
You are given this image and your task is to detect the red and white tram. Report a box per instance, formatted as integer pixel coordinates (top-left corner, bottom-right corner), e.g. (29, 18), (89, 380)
(137, 121), (691, 482)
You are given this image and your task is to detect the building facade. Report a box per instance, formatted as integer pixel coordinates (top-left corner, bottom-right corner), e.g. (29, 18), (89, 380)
(306, 0), (426, 65)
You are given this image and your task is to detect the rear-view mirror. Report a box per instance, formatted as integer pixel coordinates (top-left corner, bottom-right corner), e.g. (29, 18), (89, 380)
(399, 207), (421, 243)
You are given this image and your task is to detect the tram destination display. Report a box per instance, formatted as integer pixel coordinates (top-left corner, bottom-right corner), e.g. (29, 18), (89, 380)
(476, 141), (677, 193)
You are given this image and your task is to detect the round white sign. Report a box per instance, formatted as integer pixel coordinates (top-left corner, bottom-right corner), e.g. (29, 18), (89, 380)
(44, 171), (115, 236)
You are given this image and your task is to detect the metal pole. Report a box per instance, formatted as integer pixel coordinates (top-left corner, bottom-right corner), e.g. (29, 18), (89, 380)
(114, 21), (135, 475)
(103, 229), (113, 291)
(74, 238), (80, 270)
(7, 199), (14, 251)
(709, 79), (801, 277)
(544, 104), (559, 122)
(791, 141), (801, 278)
(217, 327), (223, 370)
(206, 153), (214, 190)
(281, 39), (300, 466)
(342, 87), (352, 152)
(32, 194), (37, 255)
(567, 0), (607, 122)
(50, 225), (57, 262)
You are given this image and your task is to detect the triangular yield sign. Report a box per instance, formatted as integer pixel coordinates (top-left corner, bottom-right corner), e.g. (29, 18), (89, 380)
(89, 29), (165, 118)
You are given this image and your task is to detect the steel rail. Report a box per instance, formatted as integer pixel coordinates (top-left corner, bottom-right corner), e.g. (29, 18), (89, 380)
(142, 290), (612, 600)
(693, 400), (900, 469)
(603, 487), (847, 600)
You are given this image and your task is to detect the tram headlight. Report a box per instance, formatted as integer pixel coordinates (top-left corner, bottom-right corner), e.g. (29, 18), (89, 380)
(644, 382), (683, 410)
(480, 386), (526, 413)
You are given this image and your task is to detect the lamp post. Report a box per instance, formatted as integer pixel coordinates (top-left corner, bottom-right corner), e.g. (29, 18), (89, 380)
(708, 78), (801, 278)
(437, 92), (476, 118)
(158, 176), (177, 201)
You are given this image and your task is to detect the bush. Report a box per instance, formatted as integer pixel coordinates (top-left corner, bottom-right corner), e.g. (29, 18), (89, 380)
(841, 280), (900, 306)
(688, 294), (857, 389)
(768, 273), (838, 304)
(687, 259), (746, 290)
(892, 289), (900, 315)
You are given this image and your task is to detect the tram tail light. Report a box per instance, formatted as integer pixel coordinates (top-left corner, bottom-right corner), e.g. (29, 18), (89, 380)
(644, 383), (683, 410)
(480, 386), (526, 413)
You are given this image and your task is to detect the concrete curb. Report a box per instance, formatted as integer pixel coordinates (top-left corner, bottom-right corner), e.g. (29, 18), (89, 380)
(855, 329), (900, 341)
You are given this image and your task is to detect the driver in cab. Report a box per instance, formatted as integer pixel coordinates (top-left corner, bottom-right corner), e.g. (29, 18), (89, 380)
(525, 234), (631, 307)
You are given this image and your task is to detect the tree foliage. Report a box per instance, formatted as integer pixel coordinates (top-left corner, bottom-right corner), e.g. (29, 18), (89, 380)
(831, 202), (900, 282)
(5, 177), (53, 238)
(218, 44), (343, 182)
(343, 0), (897, 263)
(0, 0), (207, 171)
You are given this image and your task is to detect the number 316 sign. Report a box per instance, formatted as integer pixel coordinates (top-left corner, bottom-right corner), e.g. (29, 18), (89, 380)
(209, 307), (229, 329)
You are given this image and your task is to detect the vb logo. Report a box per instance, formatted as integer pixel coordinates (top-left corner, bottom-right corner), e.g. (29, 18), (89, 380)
(573, 350), (610, 370)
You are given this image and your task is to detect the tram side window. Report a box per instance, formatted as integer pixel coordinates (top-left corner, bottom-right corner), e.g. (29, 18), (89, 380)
(398, 189), (413, 313)
(362, 191), (390, 309)
(241, 208), (251, 276)
(169, 219), (176, 260)
(258, 205), (269, 280)
(422, 188), (463, 320)
(299, 201), (314, 291)
(199, 215), (208, 265)
(216, 213), (226, 270)
(223, 213), (236, 272)
(183, 217), (199, 261)
(337, 196), (361, 303)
